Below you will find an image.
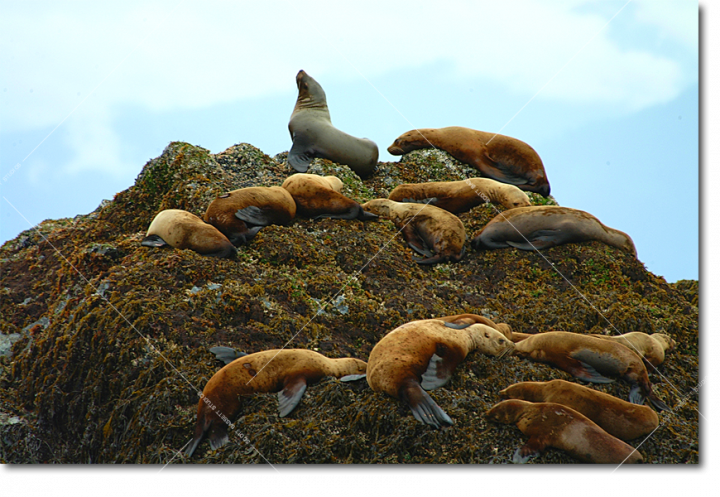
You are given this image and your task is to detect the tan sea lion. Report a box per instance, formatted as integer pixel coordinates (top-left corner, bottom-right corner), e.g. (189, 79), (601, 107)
(186, 349), (366, 457)
(141, 209), (236, 258)
(288, 70), (378, 178)
(512, 331), (669, 410)
(362, 199), (466, 265)
(486, 399), (643, 464)
(590, 332), (676, 367)
(367, 319), (514, 428)
(387, 127), (550, 196)
(470, 205), (637, 257)
(281, 173), (377, 220)
(499, 379), (659, 441)
(203, 186), (296, 246)
(388, 178), (531, 213)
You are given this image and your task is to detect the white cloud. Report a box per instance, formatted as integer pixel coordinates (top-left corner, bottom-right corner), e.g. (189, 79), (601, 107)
(0, 0), (697, 174)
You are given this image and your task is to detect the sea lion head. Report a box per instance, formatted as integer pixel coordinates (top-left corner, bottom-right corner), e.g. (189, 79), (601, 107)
(498, 381), (546, 402)
(467, 324), (515, 358)
(323, 175), (344, 193)
(296, 70), (327, 108)
(387, 129), (430, 155)
(485, 399), (529, 424)
(504, 188), (532, 209)
(361, 199), (396, 218)
(652, 333), (676, 353)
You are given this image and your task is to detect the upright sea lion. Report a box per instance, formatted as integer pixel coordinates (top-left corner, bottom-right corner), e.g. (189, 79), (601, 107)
(281, 173), (377, 220)
(486, 399), (643, 464)
(387, 127), (550, 196)
(499, 379), (659, 441)
(590, 332), (676, 367)
(186, 349), (366, 457)
(471, 206), (637, 257)
(388, 178), (531, 213)
(362, 199), (466, 265)
(512, 331), (669, 410)
(367, 319), (514, 428)
(288, 70), (379, 178)
(141, 209), (236, 259)
(203, 186), (296, 246)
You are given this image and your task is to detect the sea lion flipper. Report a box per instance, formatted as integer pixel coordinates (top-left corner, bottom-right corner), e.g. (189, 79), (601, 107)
(141, 234), (169, 248)
(288, 142), (313, 173)
(647, 391), (671, 412)
(483, 151), (529, 186)
(413, 254), (446, 265)
(235, 206), (273, 226)
(278, 377), (308, 417)
(209, 346), (247, 365)
(339, 373), (367, 382)
(512, 436), (545, 464)
(421, 353), (452, 390)
(402, 380), (453, 428)
(357, 208), (379, 221)
(506, 234), (557, 251)
(402, 225), (434, 257)
(442, 321), (472, 330)
(571, 360), (615, 384)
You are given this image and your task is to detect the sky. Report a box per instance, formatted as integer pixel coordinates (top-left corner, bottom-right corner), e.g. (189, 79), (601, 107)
(0, 0), (699, 285)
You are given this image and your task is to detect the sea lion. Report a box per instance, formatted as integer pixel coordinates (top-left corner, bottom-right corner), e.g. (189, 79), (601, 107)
(367, 319), (514, 428)
(203, 186), (296, 246)
(186, 349), (366, 457)
(486, 399), (643, 464)
(388, 178), (531, 213)
(436, 313), (514, 340)
(512, 331), (669, 411)
(141, 209), (236, 259)
(387, 127), (550, 196)
(361, 199), (466, 265)
(288, 70), (379, 178)
(281, 173), (377, 220)
(470, 205), (637, 257)
(590, 332), (676, 367)
(499, 379), (659, 441)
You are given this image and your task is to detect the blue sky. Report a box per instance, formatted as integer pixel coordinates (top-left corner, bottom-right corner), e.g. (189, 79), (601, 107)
(0, 1), (699, 282)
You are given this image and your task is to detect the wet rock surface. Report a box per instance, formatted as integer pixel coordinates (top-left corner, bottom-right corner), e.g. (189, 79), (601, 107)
(0, 143), (698, 464)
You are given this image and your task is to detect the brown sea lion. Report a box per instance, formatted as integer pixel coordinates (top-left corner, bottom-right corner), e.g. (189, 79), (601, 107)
(470, 206), (637, 257)
(387, 127), (550, 196)
(499, 379), (659, 441)
(367, 319), (514, 428)
(288, 70), (378, 178)
(361, 199), (466, 265)
(281, 173), (377, 220)
(590, 332), (676, 367)
(512, 331), (669, 411)
(141, 209), (236, 258)
(186, 349), (366, 457)
(486, 399), (643, 464)
(203, 186), (296, 246)
(388, 178), (531, 213)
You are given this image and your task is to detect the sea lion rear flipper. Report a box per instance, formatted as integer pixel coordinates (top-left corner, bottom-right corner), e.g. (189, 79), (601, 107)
(413, 254), (446, 265)
(288, 142), (313, 173)
(209, 346), (247, 365)
(421, 353), (453, 390)
(512, 436), (546, 464)
(141, 234), (168, 248)
(647, 391), (671, 411)
(235, 206), (273, 226)
(506, 231), (560, 251)
(571, 360), (615, 384)
(402, 380), (453, 428)
(278, 377), (308, 417)
(482, 151), (529, 186)
(339, 373), (367, 382)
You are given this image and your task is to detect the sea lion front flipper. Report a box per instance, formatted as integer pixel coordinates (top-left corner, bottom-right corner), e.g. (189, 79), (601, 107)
(288, 141), (313, 173)
(421, 353), (453, 390)
(402, 380), (453, 428)
(401, 225), (434, 257)
(482, 151), (529, 186)
(235, 206), (274, 226)
(141, 234), (168, 248)
(505, 231), (560, 251)
(339, 373), (367, 382)
(209, 346), (247, 365)
(512, 436), (546, 464)
(278, 376), (308, 417)
(570, 360), (615, 384)
(443, 321), (472, 330)
(412, 254), (446, 265)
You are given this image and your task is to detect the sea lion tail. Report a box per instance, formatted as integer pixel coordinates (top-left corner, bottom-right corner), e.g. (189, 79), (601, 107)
(401, 380), (453, 429)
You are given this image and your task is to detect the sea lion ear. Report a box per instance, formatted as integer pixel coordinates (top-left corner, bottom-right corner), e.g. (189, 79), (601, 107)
(277, 377), (308, 417)
(141, 234), (168, 248)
